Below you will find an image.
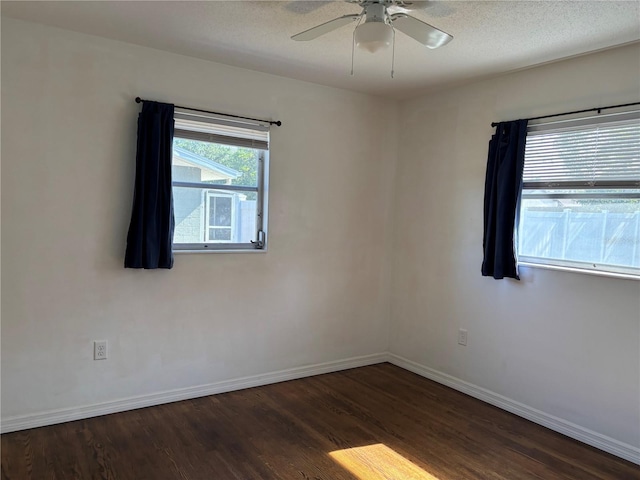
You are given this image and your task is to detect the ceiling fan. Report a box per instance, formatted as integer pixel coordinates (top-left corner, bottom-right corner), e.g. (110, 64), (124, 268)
(291, 0), (453, 54)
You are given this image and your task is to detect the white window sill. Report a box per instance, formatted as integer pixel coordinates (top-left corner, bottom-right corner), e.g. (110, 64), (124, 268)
(518, 261), (640, 281)
(174, 248), (268, 254)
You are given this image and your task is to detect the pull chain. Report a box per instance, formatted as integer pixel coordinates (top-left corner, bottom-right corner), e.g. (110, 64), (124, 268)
(351, 27), (356, 76)
(351, 15), (364, 76)
(391, 26), (396, 78)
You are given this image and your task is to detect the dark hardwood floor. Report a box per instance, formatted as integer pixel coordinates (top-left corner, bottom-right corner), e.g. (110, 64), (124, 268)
(2, 363), (638, 479)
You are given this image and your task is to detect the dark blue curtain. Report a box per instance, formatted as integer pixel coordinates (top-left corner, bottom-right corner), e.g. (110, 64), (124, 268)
(125, 101), (175, 269)
(482, 119), (528, 280)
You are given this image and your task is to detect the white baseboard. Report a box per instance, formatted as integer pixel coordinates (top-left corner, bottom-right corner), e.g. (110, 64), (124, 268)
(387, 353), (640, 465)
(3, 352), (638, 466)
(0, 352), (388, 434)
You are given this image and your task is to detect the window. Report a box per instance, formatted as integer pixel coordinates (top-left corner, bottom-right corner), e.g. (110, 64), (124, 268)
(172, 109), (269, 251)
(518, 111), (640, 277)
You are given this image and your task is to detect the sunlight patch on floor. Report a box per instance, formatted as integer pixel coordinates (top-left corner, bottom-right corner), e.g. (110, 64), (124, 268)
(329, 443), (440, 480)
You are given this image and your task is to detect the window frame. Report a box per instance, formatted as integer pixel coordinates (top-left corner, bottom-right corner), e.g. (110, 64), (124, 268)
(517, 110), (640, 279)
(171, 110), (269, 253)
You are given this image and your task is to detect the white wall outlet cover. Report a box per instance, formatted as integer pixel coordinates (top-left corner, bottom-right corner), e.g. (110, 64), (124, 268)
(458, 329), (468, 346)
(94, 340), (107, 360)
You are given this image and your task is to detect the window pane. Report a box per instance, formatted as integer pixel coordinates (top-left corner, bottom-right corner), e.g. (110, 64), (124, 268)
(173, 186), (205, 243)
(173, 137), (259, 189)
(518, 192), (640, 270)
(173, 186), (258, 245)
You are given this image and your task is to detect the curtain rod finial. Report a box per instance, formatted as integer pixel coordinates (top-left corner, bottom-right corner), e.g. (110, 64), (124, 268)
(135, 97), (142, 104)
(274, 120), (282, 127)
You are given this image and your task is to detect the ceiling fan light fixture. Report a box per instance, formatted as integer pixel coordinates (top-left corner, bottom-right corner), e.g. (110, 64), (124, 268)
(354, 22), (393, 53)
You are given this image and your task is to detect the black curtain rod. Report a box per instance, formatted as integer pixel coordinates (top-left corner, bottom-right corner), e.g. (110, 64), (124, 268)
(135, 97), (282, 127)
(491, 101), (640, 127)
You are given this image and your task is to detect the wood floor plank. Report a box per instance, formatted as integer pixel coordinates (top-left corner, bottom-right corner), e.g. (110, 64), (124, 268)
(2, 363), (638, 479)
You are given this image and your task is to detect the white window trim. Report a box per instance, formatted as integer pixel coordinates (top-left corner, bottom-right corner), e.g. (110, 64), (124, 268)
(518, 260), (640, 281)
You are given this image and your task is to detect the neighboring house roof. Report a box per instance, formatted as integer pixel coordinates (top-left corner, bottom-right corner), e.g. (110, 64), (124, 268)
(173, 146), (240, 180)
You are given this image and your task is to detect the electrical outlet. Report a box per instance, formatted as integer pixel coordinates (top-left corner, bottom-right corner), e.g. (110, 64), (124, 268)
(458, 329), (468, 346)
(94, 340), (107, 360)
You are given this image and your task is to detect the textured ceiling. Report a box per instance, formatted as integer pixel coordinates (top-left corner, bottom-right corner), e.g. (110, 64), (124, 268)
(2, 1), (639, 99)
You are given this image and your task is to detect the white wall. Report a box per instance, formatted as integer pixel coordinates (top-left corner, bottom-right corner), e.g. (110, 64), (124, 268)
(390, 43), (640, 449)
(1, 18), (397, 419)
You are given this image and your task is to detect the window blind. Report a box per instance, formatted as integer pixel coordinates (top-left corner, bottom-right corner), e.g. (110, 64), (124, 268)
(523, 111), (640, 188)
(174, 109), (269, 150)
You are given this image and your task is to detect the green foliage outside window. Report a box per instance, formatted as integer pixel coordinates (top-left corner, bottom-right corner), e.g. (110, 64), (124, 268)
(174, 138), (258, 197)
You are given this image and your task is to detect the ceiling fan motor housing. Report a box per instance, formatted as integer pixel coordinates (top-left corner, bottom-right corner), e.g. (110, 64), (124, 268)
(364, 2), (389, 24)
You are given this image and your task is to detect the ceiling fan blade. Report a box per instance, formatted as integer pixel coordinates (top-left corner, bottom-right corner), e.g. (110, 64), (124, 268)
(388, 1), (431, 14)
(390, 14), (452, 49)
(291, 14), (360, 41)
